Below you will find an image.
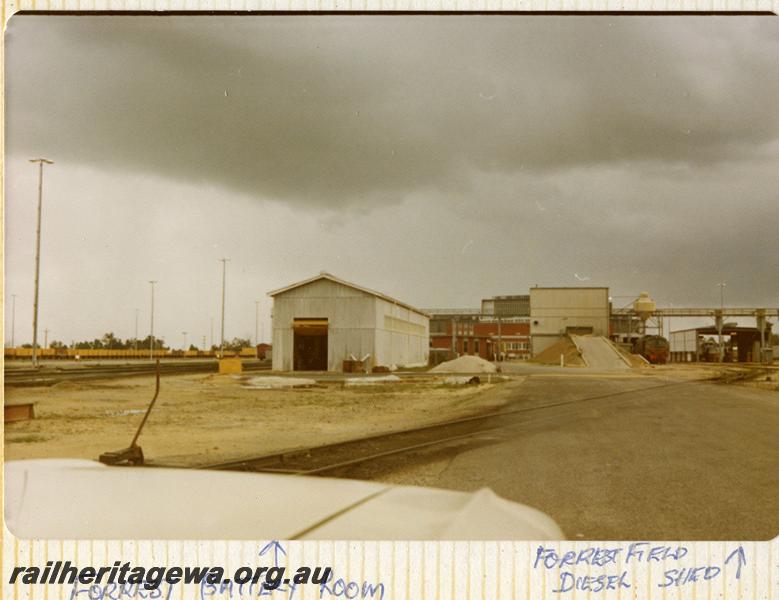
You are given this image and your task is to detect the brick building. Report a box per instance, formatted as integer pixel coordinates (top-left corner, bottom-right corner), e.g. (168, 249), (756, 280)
(429, 314), (530, 361)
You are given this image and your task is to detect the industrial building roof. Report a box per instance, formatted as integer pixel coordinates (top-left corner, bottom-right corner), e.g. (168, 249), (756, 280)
(530, 286), (609, 290)
(671, 325), (771, 335)
(268, 272), (430, 318)
(424, 308), (483, 315)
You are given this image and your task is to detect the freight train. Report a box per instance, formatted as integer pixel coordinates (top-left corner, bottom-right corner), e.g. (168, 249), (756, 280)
(4, 347), (260, 360)
(631, 335), (669, 364)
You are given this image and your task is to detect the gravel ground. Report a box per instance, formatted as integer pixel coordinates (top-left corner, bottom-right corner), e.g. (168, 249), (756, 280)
(4, 372), (516, 466)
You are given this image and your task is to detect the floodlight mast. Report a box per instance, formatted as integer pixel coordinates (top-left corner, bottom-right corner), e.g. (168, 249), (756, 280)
(149, 281), (157, 361)
(255, 300), (261, 349)
(219, 258), (230, 358)
(29, 158), (54, 367)
(717, 282), (726, 362)
(11, 294), (17, 348)
(134, 308), (139, 350)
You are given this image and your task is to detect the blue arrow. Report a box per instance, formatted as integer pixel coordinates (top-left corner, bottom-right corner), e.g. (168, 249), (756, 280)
(724, 546), (746, 580)
(259, 540), (287, 568)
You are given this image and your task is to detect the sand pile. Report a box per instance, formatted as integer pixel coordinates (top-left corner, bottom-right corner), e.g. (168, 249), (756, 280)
(430, 355), (498, 373)
(532, 337), (585, 366)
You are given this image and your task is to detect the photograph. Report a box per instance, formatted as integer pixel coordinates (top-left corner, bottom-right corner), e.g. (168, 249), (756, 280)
(3, 14), (778, 542)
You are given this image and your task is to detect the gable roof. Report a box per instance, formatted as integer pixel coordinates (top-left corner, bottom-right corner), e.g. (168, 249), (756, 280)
(268, 272), (429, 318)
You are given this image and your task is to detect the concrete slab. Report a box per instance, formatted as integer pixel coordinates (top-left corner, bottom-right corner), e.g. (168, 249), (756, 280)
(571, 335), (630, 370)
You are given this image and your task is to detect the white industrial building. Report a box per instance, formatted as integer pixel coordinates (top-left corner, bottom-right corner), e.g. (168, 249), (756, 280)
(269, 273), (430, 372)
(530, 287), (610, 356)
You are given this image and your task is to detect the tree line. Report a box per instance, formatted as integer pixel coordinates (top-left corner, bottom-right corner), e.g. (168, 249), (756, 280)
(20, 332), (253, 352)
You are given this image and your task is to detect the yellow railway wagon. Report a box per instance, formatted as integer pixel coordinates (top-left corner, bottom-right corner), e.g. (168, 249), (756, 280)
(5, 348), (200, 360)
(66, 349), (170, 359)
(4, 348), (57, 358)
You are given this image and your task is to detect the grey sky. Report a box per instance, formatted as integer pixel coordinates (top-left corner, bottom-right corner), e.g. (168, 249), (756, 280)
(4, 15), (778, 346)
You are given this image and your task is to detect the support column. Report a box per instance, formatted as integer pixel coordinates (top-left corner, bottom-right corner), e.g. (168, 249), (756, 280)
(756, 309), (766, 364)
(451, 318), (457, 355)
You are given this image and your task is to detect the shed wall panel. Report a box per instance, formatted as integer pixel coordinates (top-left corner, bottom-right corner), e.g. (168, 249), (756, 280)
(669, 330), (699, 353)
(373, 297), (430, 368)
(272, 278), (429, 371)
(272, 279), (379, 371)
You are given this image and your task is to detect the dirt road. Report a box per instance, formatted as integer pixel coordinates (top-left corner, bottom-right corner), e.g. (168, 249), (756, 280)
(357, 373), (779, 540)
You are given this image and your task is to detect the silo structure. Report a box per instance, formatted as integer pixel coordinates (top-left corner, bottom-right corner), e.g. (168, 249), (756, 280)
(633, 292), (656, 334)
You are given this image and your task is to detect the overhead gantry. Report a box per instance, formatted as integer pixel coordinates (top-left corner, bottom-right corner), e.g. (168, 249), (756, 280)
(612, 293), (778, 363)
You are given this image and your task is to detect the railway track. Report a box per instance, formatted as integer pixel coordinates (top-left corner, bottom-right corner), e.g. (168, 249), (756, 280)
(709, 364), (777, 384)
(4, 360), (271, 387)
(193, 377), (714, 478)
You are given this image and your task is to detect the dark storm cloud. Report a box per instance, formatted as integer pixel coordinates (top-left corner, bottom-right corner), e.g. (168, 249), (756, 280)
(6, 16), (779, 208)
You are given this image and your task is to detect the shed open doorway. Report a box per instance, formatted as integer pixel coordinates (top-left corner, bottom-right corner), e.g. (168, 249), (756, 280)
(293, 318), (328, 371)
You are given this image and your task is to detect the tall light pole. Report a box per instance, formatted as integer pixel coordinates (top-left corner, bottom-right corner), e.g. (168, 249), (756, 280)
(44, 328), (49, 349)
(10, 294), (17, 348)
(149, 281), (157, 361)
(219, 258), (229, 358)
(255, 300), (261, 347)
(134, 308), (139, 350)
(29, 158), (54, 367)
(182, 331), (188, 351)
(717, 282), (726, 363)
